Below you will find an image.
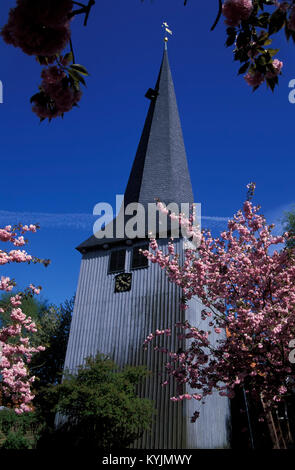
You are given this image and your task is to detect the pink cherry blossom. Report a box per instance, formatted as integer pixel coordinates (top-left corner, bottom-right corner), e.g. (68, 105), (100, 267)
(0, 223), (46, 413)
(31, 70), (82, 120)
(244, 70), (265, 88)
(143, 186), (295, 426)
(41, 66), (66, 84)
(266, 59), (284, 78)
(1, 0), (73, 59)
(222, 0), (253, 27)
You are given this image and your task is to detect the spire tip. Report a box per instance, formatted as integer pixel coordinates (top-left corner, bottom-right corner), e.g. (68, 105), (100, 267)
(162, 22), (172, 50)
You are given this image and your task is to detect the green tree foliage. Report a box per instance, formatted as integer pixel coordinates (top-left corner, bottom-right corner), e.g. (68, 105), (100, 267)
(36, 354), (155, 451)
(0, 408), (39, 449)
(29, 297), (73, 389)
(1, 431), (31, 449)
(283, 208), (295, 249)
(0, 294), (73, 389)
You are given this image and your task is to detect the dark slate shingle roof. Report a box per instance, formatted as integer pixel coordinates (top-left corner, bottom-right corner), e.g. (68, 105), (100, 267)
(77, 48), (194, 253)
(124, 48), (194, 208)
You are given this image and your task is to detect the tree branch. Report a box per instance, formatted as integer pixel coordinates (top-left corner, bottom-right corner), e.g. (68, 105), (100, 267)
(70, 0), (95, 26)
(211, 0), (223, 31)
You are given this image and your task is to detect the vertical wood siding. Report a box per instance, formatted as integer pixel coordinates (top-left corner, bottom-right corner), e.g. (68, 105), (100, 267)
(63, 239), (230, 448)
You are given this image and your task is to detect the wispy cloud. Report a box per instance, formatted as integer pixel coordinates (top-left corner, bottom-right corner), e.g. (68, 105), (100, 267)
(0, 210), (231, 231)
(0, 210), (95, 230)
(201, 215), (229, 230)
(0, 209), (239, 241)
(202, 216), (229, 221)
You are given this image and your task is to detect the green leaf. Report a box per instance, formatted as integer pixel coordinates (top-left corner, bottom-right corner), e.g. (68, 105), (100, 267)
(256, 55), (267, 66)
(70, 64), (89, 76)
(238, 62), (250, 75)
(30, 92), (41, 103)
(263, 39), (272, 46)
(266, 48), (279, 57)
(62, 52), (73, 64)
(226, 33), (236, 47)
(68, 68), (86, 86)
(264, 51), (273, 63)
(269, 9), (286, 35)
(266, 77), (276, 92)
(234, 48), (250, 63)
(226, 27), (236, 35)
(255, 12), (270, 28)
(285, 26), (291, 41)
(259, 12), (270, 20)
(236, 32), (251, 49)
(257, 30), (269, 44)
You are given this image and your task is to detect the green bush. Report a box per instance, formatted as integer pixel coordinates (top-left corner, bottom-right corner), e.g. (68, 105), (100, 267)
(0, 408), (40, 448)
(1, 431), (31, 449)
(36, 353), (155, 450)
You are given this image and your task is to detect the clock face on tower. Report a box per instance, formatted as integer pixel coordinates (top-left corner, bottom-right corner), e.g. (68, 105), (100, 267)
(114, 273), (132, 293)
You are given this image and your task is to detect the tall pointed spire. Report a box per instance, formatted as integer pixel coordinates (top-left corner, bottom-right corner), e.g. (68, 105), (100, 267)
(77, 46), (194, 251)
(124, 47), (193, 209)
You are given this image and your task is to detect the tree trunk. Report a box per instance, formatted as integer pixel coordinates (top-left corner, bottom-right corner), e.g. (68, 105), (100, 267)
(260, 394), (287, 449)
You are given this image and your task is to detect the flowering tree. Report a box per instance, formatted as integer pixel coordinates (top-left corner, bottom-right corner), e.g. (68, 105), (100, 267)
(219, 0), (287, 90)
(143, 184), (295, 431)
(0, 1), (294, 121)
(0, 224), (48, 414)
(1, 0), (93, 121)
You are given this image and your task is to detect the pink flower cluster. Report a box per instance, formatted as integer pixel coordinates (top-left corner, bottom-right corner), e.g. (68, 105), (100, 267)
(244, 59), (283, 89)
(222, 0), (253, 27)
(1, 0), (73, 59)
(41, 66), (66, 84)
(266, 59), (284, 78)
(0, 224), (45, 414)
(244, 71), (265, 88)
(31, 65), (82, 119)
(143, 187), (295, 420)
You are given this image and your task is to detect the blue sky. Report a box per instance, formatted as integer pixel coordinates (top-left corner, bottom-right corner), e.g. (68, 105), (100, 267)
(0, 0), (295, 306)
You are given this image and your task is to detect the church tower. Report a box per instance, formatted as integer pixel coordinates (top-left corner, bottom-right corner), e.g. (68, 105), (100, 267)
(63, 44), (230, 449)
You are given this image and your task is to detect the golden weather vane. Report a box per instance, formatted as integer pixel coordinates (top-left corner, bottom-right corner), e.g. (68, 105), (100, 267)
(162, 21), (173, 47)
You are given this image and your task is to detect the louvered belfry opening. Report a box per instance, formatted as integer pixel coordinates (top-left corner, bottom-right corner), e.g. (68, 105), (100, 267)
(131, 244), (149, 270)
(108, 249), (126, 274)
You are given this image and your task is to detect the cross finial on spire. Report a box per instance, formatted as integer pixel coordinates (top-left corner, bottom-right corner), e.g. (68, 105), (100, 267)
(162, 21), (172, 49)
